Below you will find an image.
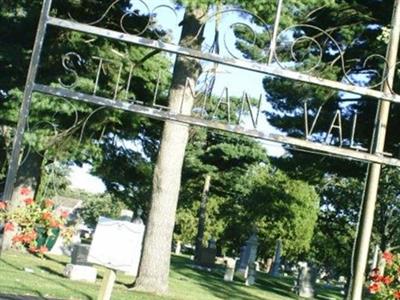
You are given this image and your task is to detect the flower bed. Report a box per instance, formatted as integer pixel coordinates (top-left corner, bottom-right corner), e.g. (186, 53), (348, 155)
(0, 187), (72, 254)
(368, 251), (400, 299)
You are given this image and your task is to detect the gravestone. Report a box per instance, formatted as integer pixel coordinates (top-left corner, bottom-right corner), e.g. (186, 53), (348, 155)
(71, 244), (91, 266)
(237, 245), (247, 272)
(175, 240), (182, 255)
(236, 233), (259, 280)
(245, 262), (257, 286)
(132, 208), (144, 224)
(371, 245), (380, 270)
(50, 196), (82, 256)
(197, 239), (217, 268)
(64, 243), (97, 283)
(270, 239), (282, 277)
(64, 264), (97, 283)
(88, 216), (145, 276)
(224, 257), (236, 281)
(296, 262), (316, 298)
(265, 258), (273, 273)
(255, 261), (260, 271)
(119, 209), (134, 222)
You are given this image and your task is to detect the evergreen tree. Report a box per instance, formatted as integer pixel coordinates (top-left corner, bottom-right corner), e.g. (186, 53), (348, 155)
(0, 0), (169, 247)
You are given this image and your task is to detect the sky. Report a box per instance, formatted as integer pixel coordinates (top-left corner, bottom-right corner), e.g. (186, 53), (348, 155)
(69, 164), (106, 193)
(69, 0), (285, 193)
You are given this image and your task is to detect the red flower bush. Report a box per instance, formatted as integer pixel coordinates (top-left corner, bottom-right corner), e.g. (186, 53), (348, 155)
(368, 251), (400, 299)
(4, 222), (14, 232)
(44, 199), (54, 208)
(24, 198), (34, 206)
(38, 246), (48, 254)
(369, 282), (381, 294)
(0, 196), (73, 253)
(19, 186), (31, 196)
(383, 252), (394, 266)
(0, 201), (6, 210)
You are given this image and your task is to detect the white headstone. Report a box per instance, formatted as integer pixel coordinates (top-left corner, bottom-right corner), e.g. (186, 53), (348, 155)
(224, 257), (236, 282)
(175, 240), (182, 255)
(64, 263), (97, 283)
(371, 245), (380, 270)
(297, 262), (316, 298)
(88, 216), (145, 276)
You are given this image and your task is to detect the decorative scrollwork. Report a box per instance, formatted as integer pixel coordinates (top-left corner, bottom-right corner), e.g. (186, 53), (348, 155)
(273, 24), (345, 73)
(65, 1), (396, 91)
(58, 52), (85, 89)
(272, 24), (394, 89)
(69, 0), (179, 42)
(68, 0), (123, 26)
(196, 8), (272, 61)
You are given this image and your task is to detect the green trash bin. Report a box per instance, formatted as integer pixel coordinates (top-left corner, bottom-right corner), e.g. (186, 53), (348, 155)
(35, 227), (60, 250)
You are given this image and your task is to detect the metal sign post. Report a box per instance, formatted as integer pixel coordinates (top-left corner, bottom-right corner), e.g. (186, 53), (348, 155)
(349, 0), (400, 298)
(2, 0), (53, 201)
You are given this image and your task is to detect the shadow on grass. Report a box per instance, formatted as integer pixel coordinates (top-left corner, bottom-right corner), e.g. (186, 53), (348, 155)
(38, 266), (64, 278)
(39, 266), (130, 289)
(171, 255), (290, 300)
(247, 272), (297, 299)
(315, 284), (344, 300)
(42, 255), (68, 268)
(0, 294), (58, 300)
(1, 260), (93, 300)
(171, 256), (344, 300)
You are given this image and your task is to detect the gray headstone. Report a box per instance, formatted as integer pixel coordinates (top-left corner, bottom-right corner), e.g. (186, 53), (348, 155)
(270, 239), (282, 277)
(71, 244), (91, 266)
(245, 262), (257, 286)
(236, 233), (259, 280)
(208, 239), (217, 249)
(237, 245), (248, 270)
(132, 208), (144, 225)
(197, 247), (217, 267)
(119, 209), (134, 222)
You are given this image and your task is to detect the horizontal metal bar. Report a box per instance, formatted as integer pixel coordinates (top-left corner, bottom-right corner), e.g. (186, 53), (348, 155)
(33, 83), (400, 167)
(46, 16), (400, 104)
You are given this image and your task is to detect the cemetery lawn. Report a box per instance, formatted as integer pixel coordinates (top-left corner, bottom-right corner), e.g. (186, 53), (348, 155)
(0, 251), (344, 300)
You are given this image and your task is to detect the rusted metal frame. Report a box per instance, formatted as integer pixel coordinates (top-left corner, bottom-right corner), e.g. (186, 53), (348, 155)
(3, 0), (53, 201)
(33, 83), (400, 167)
(46, 16), (400, 104)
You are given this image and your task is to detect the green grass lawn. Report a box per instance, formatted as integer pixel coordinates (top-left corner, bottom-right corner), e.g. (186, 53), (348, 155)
(0, 251), (343, 300)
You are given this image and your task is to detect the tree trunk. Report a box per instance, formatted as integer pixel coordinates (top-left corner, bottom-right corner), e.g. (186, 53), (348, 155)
(1, 150), (43, 251)
(195, 174), (211, 261)
(134, 7), (205, 294)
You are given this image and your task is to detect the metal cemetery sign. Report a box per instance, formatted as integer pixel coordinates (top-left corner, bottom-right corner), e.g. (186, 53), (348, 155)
(4, 0), (400, 194)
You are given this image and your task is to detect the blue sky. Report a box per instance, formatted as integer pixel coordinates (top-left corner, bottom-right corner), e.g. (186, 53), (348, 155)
(69, 0), (285, 193)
